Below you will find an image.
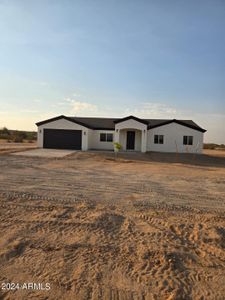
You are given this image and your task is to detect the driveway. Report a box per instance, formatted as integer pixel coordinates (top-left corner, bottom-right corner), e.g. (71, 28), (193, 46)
(11, 148), (77, 158)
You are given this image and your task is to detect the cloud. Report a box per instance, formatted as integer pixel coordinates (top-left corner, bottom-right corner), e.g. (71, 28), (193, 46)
(124, 102), (178, 118)
(72, 93), (82, 97)
(123, 102), (225, 144)
(66, 99), (97, 114)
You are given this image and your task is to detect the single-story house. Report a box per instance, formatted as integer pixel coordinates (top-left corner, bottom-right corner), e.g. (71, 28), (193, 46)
(36, 115), (206, 153)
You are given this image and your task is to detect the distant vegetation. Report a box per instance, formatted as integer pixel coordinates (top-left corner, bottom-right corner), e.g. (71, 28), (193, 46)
(0, 127), (37, 143)
(204, 143), (225, 150)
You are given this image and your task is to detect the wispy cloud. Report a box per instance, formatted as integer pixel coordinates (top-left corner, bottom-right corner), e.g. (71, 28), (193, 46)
(66, 99), (97, 114)
(124, 102), (178, 118)
(72, 93), (82, 98)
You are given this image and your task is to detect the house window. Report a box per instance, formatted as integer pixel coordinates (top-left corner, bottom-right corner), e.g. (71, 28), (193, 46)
(100, 133), (113, 142)
(107, 133), (113, 142)
(183, 136), (193, 145)
(154, 135), (164, 144)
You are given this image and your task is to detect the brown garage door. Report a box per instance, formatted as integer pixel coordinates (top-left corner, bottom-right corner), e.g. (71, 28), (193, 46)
(43, 129), (82, 150)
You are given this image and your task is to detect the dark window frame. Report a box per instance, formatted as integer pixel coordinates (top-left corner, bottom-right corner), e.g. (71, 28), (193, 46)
(154, 134), (164, 144)
(106, 133), (113, 142)
(100, 133), (106, 142)
(183, 135), (193, 145)
(100, 133), (113, 142)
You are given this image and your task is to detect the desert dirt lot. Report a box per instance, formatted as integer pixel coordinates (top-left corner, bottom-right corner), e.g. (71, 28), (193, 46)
(0, 141), (36, 155)
(0, 150), (225, 300)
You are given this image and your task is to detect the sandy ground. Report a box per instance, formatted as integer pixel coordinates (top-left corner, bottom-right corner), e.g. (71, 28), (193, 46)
(0, 150), (225, 300)
(12, 148), (77, 158)
(0, 141), (36, 155)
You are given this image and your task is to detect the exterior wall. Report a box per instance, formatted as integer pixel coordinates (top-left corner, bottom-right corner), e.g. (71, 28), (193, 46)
(119, 129), (141, 151)
(115, 119), (147, 131)
(37, 117), (204, 154)
(147, 123), (204, 153)
(88, 130), (114, 150)
(115, 119), (147, 152)
(37, 118), (89, 150)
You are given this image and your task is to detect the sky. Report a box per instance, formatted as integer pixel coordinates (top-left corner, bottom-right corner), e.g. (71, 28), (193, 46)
(0, 0), (224, 143)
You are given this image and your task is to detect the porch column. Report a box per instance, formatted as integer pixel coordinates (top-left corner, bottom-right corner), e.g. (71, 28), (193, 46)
(141, 129), (147, 153)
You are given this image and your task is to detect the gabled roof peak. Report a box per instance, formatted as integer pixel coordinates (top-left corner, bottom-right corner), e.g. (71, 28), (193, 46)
(114, 115), (149, 125)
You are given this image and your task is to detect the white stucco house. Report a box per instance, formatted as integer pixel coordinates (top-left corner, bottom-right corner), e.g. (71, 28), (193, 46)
(36, 115), (206, 153)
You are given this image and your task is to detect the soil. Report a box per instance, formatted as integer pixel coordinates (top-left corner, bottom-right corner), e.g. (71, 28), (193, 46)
(0, 150), (224, 300)
(0, 141), (36, 155)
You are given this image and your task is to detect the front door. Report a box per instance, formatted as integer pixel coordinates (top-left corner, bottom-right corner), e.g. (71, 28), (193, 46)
(126, 131), (135, 150)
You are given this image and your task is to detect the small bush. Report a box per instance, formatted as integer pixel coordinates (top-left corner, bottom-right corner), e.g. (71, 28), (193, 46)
(203, 143), (217, 149)
(13, 136), (24, 143)
(12, 133), (24, 142)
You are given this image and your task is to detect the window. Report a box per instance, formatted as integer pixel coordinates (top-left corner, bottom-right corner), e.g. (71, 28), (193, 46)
(154, 135), (164, 144)
(107, 133), (113, 142)
(100, 133), (113, 142)
(100, 133), (106, 141)
(183, 136), (193, 145)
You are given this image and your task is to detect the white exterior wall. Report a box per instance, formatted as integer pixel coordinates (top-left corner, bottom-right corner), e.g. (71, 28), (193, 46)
(115, 119), (147, 152)
(119, 129), (141, 151)
(37, 118), (89, 151)
(36, 117), (204, 154)
(89, 130), (114, 150)
(147, 123), (204, 153)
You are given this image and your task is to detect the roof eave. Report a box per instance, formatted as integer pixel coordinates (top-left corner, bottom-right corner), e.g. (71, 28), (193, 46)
(36, 115), (93, 129)
(147, 119), (206, 133)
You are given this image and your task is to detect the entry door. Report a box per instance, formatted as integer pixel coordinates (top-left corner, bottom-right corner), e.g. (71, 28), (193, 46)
(126, 131), (135, 150)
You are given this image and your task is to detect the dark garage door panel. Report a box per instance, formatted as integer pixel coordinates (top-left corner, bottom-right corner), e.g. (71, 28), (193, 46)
(43, 129), (82, 150)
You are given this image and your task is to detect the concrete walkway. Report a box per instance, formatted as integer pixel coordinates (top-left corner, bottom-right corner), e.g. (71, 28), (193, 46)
(11, 148), (77, 158)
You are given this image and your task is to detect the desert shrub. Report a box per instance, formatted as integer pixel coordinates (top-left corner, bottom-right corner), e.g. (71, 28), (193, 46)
(26, 132), (37, 140)
(13, 136), (24, 143)
(1, 127), (10, 135)
(203, 143), (217, 149)
(0, 134), (10, 140)
(12, 131), (25, 143)
(0, 127), (37, 141)
(0, 127), (11, 140)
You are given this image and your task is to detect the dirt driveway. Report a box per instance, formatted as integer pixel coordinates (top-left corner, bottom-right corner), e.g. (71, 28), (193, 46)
(0, 151), (224, 299)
